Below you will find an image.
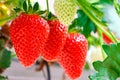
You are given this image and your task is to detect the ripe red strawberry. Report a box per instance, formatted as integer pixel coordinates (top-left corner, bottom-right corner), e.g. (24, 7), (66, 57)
(10, 13), (50, 67)
(102, 33), (113, 44)
(42, 20), (67, 61)
(58, 33), (88, 79)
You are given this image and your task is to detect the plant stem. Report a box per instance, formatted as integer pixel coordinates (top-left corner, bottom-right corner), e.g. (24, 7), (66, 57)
(45, 61), (51, 80)
(75, 0), (119, 43)
(108, 29), (119, 43)
(97, 27), (106, 59)
(46, 0), (49, 13)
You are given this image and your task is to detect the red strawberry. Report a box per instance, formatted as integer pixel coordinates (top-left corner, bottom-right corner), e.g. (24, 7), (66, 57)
(102, 33), (113, 44)
(42, 20), (67, 61)
(10, 13), (50, 67)
(58, 33), (88, 79)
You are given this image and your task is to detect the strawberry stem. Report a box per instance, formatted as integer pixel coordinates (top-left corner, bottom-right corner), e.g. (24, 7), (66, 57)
(75, 0), (119, 43)
(46, 0), (49, 13)
(97, 27), (107, 59)
(45, 61), (51, 80)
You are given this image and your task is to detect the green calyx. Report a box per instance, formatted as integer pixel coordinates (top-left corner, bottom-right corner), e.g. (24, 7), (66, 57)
(45, 0), (57, 20)
(47, 12), (57, 20)
(14, 0), (40, 14)
(13, 0), (57, 20)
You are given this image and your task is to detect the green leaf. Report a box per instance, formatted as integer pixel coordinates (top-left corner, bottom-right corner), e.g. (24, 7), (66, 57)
(89, 43), (120, 80)
(92, 0), (113, 5)
(77, 10), (88, 26)
(100, 0), (114, 5)
(0, 40), (11, 68)
(82, 19), (96, 37)
(23, 1), (27, 12)
(33, 2), (39, 12)
(68, 10), (96, 38)
(0, 76), (8, 80)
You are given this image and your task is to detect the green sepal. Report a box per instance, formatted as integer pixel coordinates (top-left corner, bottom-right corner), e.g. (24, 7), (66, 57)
(47, 12), (57, 20)
(14, 7), (21, 13)
(23, 1), (28, 13)
(33, 2), (39, 12)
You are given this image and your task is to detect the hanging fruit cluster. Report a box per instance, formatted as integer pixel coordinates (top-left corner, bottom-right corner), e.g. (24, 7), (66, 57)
(9, 0), (88, 79)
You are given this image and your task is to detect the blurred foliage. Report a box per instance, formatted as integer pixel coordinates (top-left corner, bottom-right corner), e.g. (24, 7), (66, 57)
(0, 0), (25, 26)
(0, 39), (11, 68)
(0, 76), (8, 80)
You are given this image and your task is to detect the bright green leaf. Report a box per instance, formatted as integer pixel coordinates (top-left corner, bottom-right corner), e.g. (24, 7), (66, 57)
(100, 0), (114, 5)
(89, 43), (120, 80)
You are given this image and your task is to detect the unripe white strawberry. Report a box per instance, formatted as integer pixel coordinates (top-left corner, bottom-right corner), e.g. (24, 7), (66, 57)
(54, 0), (77, 26)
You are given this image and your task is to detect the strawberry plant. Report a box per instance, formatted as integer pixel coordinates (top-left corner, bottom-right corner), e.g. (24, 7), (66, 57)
(0, 0), (120, 80)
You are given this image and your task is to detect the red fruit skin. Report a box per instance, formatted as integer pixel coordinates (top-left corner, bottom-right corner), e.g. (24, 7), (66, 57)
(102, 33), (113, 44)
(10, 13), (49, 67)
(58, 33), (88, 79)
(42, 20), (67, 61)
